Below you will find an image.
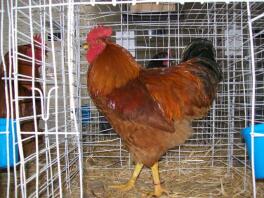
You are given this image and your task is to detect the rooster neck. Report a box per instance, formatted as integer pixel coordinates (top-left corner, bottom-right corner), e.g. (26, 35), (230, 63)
(87, 42), (140, 96)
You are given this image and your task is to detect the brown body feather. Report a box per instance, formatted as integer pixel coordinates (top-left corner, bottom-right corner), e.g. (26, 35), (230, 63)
(0, 45), (43, 157)
(87, 40), (221, 167)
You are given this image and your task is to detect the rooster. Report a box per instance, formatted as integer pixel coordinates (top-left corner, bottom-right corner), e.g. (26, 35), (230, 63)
(83, 26), (222, 197)
(0, 34), (45, 157)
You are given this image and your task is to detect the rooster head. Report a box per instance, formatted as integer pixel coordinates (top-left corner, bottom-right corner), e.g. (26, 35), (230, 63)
(26, 34), (46, 66)
(84, 26), (112, 63)
(20, 34), (45, 91)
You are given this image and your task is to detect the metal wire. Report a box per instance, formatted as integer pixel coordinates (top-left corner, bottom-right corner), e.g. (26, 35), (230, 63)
(0, 1), (263, 197)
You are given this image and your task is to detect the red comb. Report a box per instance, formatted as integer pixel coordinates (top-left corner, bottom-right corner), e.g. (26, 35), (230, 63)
(87, 26), (113, 42)
(33, 34), (42, 45)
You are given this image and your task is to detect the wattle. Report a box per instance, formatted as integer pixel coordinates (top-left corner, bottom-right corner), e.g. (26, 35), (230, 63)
(86, 44), (105, 64)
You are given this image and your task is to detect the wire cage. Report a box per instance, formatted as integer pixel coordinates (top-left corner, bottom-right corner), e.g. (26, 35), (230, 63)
(0, 0), (264, 198)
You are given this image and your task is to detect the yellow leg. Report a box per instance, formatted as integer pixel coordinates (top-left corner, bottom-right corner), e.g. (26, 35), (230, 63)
(148, 162), (168, 197)
(109, 163), (143, 192)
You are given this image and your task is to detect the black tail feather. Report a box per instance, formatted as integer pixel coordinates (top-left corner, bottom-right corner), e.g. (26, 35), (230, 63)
(181, 38), (222, 81)
(181, 38), (216, 62)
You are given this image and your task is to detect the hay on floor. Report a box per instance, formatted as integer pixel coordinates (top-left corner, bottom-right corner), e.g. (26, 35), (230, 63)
(65, 160), (264, 198)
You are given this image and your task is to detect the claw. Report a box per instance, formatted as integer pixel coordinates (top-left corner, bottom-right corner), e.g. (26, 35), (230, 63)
(146, 186), (169, 197)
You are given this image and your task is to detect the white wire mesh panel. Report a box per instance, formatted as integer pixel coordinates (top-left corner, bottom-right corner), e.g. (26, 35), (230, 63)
(246, 2), (264, 198)
(0, 1), (83, 197)
(0, 1), (263, 198)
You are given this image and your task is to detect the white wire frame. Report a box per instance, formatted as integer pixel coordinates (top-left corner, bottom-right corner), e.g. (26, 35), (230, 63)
(246, 2), (264, 198)
(0, 0), (263, 198)
(1, 0), (83, 197)
(0, 2), (15, 198)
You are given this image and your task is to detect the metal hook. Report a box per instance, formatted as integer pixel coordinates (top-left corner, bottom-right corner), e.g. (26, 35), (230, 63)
(32, 86), (58, 121)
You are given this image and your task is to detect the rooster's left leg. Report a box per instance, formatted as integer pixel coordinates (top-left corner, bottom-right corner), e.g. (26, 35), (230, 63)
(147, 162), (168, 197)
(109, 163), (143, 191)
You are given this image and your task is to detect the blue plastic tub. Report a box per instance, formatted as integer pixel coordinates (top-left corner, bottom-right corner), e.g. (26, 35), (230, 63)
(81, 105), (91, 126)
(242, 124), (264, 179)
(0, 118), (19, 169)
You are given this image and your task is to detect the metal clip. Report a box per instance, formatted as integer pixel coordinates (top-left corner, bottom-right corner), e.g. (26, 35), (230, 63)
(32, 86), (58, 121)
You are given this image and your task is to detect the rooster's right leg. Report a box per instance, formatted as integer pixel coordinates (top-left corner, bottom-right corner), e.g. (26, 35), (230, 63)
(109, 163), (143, 191)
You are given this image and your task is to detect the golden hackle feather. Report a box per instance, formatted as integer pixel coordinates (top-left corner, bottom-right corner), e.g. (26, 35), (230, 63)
(88, 40), (140, 96)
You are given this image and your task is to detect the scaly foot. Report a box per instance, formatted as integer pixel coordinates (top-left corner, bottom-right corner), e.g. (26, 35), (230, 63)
(146, 162), (169, 197)
(147, 185), (169, 197)
(109, 163), (144, 192)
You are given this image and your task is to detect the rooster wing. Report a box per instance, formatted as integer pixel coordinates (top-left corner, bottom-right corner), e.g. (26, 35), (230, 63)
(102, 58), (220, 135)
(140, 57), (221, 122)
(104, 79), (175, 133)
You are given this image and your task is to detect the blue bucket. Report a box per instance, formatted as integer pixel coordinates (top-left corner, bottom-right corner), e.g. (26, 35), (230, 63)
(81, 105), (91, 126)
(241, 123), (264, 179)
(0, 118), (19, 169)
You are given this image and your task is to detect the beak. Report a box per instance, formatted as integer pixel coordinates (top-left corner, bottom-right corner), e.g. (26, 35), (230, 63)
(82, 43), (89, 50)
